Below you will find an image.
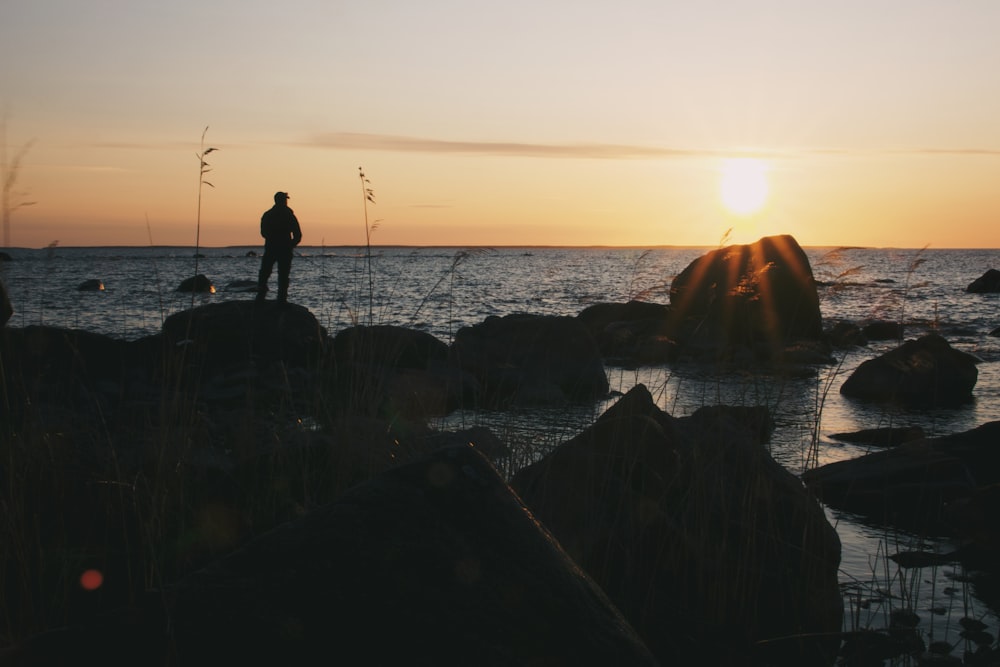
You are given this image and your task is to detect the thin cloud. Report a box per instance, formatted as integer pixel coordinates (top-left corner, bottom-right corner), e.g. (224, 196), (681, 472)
(308, 132), (1000, 160)
(309, 132), (709, 159)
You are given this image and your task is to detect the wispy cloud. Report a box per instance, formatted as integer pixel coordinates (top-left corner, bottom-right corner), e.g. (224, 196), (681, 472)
(308, 132), (710, 159)
(307, 132), (1000, 160)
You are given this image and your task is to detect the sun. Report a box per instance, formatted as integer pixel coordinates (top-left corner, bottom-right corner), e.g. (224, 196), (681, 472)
(719, 158), (770, 216)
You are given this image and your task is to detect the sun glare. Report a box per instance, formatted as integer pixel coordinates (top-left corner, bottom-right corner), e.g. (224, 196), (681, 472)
(719, 158), (770, 216)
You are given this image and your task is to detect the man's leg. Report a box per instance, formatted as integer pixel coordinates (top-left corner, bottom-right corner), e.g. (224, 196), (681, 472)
(257, 252), (275, 301)
(276, 251), (292, 303)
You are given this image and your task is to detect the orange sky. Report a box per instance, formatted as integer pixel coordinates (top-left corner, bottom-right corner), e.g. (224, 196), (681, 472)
(3, 2), (999, 249)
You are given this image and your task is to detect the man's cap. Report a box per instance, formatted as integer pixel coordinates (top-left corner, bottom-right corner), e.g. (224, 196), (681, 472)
(274, 191), (290, 201)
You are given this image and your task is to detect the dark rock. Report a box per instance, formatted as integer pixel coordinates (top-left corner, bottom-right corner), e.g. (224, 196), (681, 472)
(576, 300), (675, 363)
(862, 320), (904, 341)
(827, 320), (867, 348)
(946, 483), (1000, 555)
(15, 445), (657, 666)
(1, 278), (11, 326)
(76, 279), (105, 291)
(668, 234), (824, 360)
(0, 325), (164, 428)
(162, 300), (326, 374)
(331, 324), (468, 419)
(223, 279), (259, 292)
(967, 268), (1000, 293)
(0, 251), (12, 261)
(450, 313), (609, 407)
(840, 334), (979, 407)
(803, 421), (1000, 534)
(176, 273), (215, 293)
(829, 426), (926, 447)
(510, 384), (842, 665)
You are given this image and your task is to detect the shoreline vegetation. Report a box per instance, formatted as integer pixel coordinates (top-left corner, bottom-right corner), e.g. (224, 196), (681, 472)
(2, 234), (999, 665)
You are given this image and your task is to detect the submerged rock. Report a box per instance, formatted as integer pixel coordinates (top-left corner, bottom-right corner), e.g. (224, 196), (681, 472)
(840, 334), (979, 407)
(861, 320), (904, 341)
(829, 426), (926, 448)
(511, 384), (842, 665)
(967, 268), (1000, 293)
(803, 421), (1000, 535)
(176, 273), (215, 293)
(223, 279), (259, 292)
(76, 279), (105, 291)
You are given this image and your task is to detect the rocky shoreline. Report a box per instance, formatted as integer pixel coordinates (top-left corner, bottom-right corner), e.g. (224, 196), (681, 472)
(2, 235), (998, 665)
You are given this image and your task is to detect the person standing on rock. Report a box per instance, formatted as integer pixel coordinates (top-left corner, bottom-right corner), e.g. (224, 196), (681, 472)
(256, 191), (302, 304)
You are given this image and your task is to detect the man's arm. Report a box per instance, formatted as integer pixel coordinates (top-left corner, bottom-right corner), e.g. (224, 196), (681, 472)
(290, 212), (302, 246)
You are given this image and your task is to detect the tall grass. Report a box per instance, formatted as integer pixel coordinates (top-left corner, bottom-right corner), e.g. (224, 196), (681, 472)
(192, 126), (217, 307)
(358, 166), (377, 325)
(1, 114), (36, 250)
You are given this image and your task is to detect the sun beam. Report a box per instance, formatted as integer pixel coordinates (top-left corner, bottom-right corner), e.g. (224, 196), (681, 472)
(719, 158), (770, 216)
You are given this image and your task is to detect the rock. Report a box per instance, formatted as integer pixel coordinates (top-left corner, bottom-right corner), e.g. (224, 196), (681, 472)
(450, 313), (609, 407)
(1, 279), (11, 326)
(176, 274), (215, 293)
(668, 234), (824, 360)
(829, 426), (926, 447)
(331, 325), (469, 419)
(162, 300), (326, 375)
(76, 279), (105, 291)
(12, 445), (658, 666)
(967, 268), (1000, 293)
(826, 320), (867, 348)
(0, 325), (162, 425)
(223, 279), (259, 292)
(862, 320), (904, 341)
(802, 421), (1000, 534)
(510, 385), (842, 665)
(0, 251), (12, 261)
(991, 326), (1000, 338)
(840, 334), (979, 407)
(576, 300), (674, 363)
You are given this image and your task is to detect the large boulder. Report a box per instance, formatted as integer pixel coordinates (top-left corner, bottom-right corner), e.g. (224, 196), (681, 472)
(449, 313), (609, 407)
(161, 300), (326, 375)
(967, 268), (1000, 293)
(510, 385), (843, 665)
(331, 324), (470, 420)
(11, 446), (660, 665)
(839, 333), (979, 407)
(803, 421), (1000, 535)
(668, 234), (824, 360)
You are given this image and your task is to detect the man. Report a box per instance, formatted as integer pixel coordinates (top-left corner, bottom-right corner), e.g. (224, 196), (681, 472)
(256, 191), (302, 303)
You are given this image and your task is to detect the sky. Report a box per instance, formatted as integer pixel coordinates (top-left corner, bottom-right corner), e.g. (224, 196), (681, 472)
(1, 0), (999, 249)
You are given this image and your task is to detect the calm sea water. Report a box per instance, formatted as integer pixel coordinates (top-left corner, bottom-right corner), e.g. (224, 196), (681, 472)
(3, 244), (1000, 641)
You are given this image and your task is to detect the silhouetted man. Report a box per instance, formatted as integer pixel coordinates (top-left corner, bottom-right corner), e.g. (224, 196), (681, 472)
(256, 191), (302, 303)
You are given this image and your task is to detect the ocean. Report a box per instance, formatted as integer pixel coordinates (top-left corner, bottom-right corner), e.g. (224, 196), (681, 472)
(2, 244), (999, 642)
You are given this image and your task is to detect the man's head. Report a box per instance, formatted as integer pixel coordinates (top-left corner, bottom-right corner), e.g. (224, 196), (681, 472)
(274, 191), (290, 204)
